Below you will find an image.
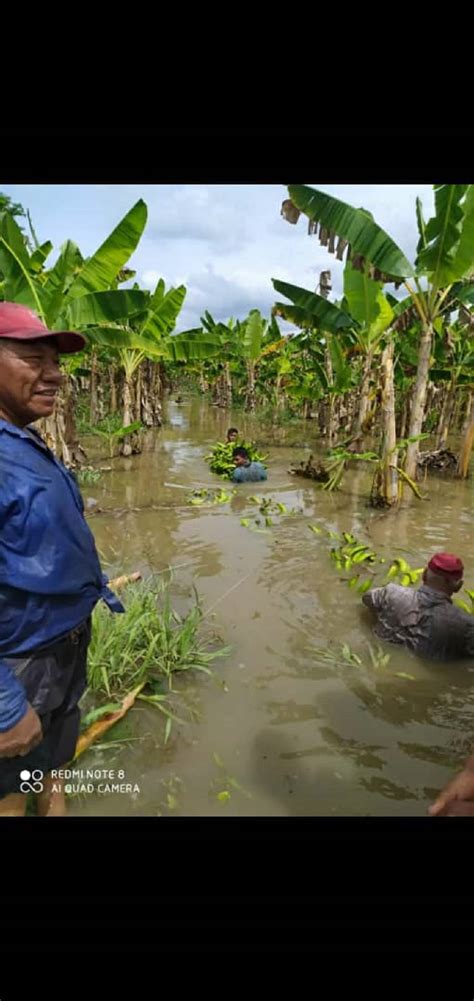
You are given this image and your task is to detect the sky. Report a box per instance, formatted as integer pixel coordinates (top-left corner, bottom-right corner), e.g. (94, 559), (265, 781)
(0, 183), (435, 333)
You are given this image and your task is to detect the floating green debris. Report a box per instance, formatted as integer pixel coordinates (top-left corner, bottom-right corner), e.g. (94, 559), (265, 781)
(186, 487), (235, 506)
(240, 496), (299, 533)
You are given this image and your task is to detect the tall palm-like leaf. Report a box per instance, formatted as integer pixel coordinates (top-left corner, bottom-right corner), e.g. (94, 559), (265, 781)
(66, 200), (148, 299)
(286, 185), (414, 282)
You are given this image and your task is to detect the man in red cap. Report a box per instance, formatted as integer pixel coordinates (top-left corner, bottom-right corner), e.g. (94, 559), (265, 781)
(362, 551), (474, 661)
(0, 303), (125, 816)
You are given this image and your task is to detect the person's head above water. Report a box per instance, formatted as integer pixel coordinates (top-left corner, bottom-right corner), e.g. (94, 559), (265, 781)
(226, 427), (239, 442)
(423, 552), (464, 596)
(0, 302), (85, 427)
(232, 446), (250, 467)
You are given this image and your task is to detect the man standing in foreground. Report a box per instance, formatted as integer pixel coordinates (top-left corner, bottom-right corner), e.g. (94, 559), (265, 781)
(0, 303), (124, 817)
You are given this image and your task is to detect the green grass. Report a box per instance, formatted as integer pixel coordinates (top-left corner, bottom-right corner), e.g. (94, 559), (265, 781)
(87, 577), (230, 698)
(81, 576), (231, 747)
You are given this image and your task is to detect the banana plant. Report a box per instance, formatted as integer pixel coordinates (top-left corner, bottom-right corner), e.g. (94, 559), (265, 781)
(199, 312), (238, 406)
(341, 262), (395, 433)
(282, 184), (474, 480)
(0, 200), (151, 464)
(237, 309), (268, 411)
(429, 318), (474, 448)
(272, 278), (357, 436)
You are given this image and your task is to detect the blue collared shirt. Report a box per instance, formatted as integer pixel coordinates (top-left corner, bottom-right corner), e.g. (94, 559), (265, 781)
(0, 419), (124, 731)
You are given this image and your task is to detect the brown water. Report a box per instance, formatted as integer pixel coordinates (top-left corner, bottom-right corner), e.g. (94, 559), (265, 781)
(68, 398), (474, 817)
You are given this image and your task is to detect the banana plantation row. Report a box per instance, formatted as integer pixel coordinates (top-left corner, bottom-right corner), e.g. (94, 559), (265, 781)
(0, 184), (473, 504)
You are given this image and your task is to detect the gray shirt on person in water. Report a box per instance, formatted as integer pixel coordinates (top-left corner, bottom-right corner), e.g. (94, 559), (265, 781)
(362, 583), (474, 661)
(232, 461), (267, 483)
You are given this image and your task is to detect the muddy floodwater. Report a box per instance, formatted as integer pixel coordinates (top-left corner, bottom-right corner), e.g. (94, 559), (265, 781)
(68, 397), (474, 817)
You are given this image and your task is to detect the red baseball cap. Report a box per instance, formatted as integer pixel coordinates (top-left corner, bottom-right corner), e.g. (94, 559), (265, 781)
(428, 552), (464, 577)
(0, 302), (86, 354)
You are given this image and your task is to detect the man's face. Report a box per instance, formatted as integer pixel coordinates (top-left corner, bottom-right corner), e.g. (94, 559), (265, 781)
(234, 453), (248, 467)
(0, 338), (63, 427)
(227, 431), (238, 442)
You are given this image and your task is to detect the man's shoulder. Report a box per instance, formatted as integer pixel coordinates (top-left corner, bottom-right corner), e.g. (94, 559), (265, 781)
(448, 601), (474, 628)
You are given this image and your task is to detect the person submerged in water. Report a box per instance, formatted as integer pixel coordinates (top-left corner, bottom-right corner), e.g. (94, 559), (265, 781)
(226, 427), (239, 443)
(362, 552), (474, 661)
(231, 447), (267, 483)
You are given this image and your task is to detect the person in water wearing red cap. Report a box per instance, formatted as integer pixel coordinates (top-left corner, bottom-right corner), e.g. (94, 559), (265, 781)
(362, 551), (474, 661)
(0, 303), (125, 816)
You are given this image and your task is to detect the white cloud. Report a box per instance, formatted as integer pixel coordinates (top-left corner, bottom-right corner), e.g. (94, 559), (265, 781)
(1, 182), (437, 333)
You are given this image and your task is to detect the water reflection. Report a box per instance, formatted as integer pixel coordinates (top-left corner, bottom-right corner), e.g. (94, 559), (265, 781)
(74, 399), (474, 817)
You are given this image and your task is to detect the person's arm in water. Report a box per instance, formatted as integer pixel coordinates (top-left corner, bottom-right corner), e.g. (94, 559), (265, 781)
(362, 586), (387, 611)
(429, 754), (474, 816)
(259, 465), (267, 480)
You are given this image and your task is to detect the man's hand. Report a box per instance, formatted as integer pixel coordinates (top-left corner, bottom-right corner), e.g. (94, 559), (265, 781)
(429, 756), (474, 816)
(108, 571), (141, 591)
(0, 704), (43, 759)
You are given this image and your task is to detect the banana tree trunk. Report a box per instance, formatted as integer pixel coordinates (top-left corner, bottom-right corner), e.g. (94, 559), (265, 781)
(275, 375), (285, 414)
(134, 365), (142, 422)
(109, 366), (118, 413)
(436, 382), (455, 449)
(246, 360), (256, 412)
(346, 390), (356, 433)
(371, 341), (398, 506)
(456, 416), (474, 478)
(89, 349), (99, 425)
(405, 323), (433, 481)
(451, 394), (461, 434)
(37, 375), (85, 468)
(355, 352), (373, 433)
(224, 361), (232, 407)
(199, 365), (208, 394)
(397, 396), (409, 440)
(323, 348), (337, 444)
(141, 360), (162, 427)
(121, 374), (133, 457)
(462, 389), (473, 432)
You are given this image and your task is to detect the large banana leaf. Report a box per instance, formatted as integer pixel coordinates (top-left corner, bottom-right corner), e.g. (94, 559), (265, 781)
(0, 213), (47, 316)
(415, 196), (428, 255)
(328, 334), (352, 391)
(273, 279), (354, 332)
(65, 290), (150, 327)
(165, 329), (223, 362)
(311, 358), (330, 391)
(416, 184), (470, 288)
(84, 325), (167, 356)
(287, 185), (414, 281)
(29, 241), (53, 272)
(369, 292), (394, 339)
(343, 262), (381, 326)
(446, 281), (474, 309)
(273, 302), (320, 330)
(142, 285), (187, 339)
(43, 240), (84, 326)
(242, 309), (265, 360)
(66, 200), (148, 299)
(441, 186), (474, 284)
